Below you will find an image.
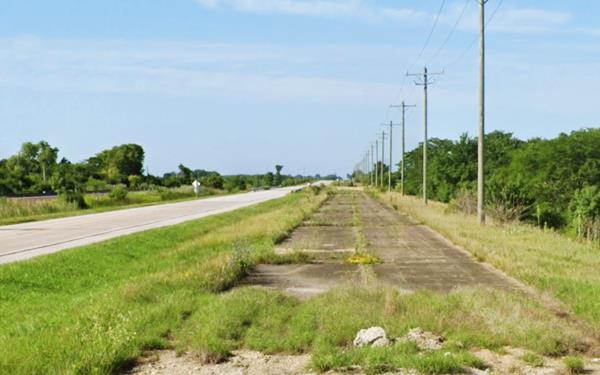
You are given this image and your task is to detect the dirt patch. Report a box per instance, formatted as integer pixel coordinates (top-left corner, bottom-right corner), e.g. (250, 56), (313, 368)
(128, 349), (312, 375)
(473, 347), (600, 374)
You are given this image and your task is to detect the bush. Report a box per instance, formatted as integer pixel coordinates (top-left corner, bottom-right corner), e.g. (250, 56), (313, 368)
(108, 185), (128, 201)
(486, 178), (533, 222)
(448, 189), (477, 216)
(563, 356), (585, 374)
(534, 203), (566, 229)
(568, 186), (600, 242)
(60, 191), (87, 209)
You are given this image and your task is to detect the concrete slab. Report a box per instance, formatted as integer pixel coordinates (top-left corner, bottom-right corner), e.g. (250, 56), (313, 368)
(243, 264), (361, 299)
(356, 193), (517, 292)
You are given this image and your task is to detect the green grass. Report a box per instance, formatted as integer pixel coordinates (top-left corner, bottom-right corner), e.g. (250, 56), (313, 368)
(0, 188), (593, 374)
(563, 355), (585, 373)
(178, 285), (585, 374)
(522, 352), (545, 367)
(0, 189), (326, 374)
(0, 188), (223, 225)
(379, 192), (600, 338)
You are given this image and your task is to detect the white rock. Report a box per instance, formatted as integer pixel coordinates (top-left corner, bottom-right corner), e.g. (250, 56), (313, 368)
(353, 326), (390, 347)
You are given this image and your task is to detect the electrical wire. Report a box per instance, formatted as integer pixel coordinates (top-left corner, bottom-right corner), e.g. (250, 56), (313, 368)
(427, 0), (471, 66)
(443, 0), (505, 71)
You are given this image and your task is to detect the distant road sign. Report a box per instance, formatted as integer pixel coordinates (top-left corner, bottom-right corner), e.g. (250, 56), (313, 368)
(192, 180), (201, 195)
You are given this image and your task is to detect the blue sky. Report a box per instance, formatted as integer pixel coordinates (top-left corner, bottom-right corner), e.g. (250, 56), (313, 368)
(1, 0), (599, 176)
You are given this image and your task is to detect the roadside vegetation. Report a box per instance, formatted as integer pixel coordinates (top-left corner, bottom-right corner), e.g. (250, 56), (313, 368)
(379, 192), (600, 337)
(0, 188), (327, 374)
(354, 128), (600, 243)
(0, 187), (222, 225)
(0, 187), (593, 374)
(0, 140), (323, 224)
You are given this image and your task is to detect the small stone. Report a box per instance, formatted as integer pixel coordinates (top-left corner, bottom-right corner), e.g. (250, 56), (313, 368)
(353, 326), (390, 347)
(405, 327), (444, 350)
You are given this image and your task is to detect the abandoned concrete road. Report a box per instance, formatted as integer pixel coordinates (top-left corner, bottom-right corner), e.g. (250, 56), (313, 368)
(246, 190), (515, 297)
(0, 187), (303, 265)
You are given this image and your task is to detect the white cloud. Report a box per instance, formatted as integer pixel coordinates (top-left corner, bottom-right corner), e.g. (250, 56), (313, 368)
(488, 7), (572, 33)
(195, 0), (574, 35)
(195, 0), (433, 24)
(0, 37), (399, 104)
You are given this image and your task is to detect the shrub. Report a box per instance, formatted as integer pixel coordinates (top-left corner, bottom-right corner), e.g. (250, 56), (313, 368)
(486, 178), (533, 222)
(108, 185), (128, 201)
(568, 186), (600, 242)
(522, 352), (544, 367)
(563, 356), (585, 374)
(448, 189), (477, 216)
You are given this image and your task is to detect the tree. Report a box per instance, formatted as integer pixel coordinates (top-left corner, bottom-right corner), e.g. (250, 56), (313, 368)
(50, 158), (86, 208)
(37, 141), (59, 185)
(178, 164), (193, 185)
(274, 165), (283, 186)
(91, 144), (145, 184)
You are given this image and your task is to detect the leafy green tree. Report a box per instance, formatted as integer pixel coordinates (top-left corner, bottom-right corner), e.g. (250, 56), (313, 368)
(50, 159), (86, 208)
(274, 165), (283, 186)
(37, 141), (59, 185)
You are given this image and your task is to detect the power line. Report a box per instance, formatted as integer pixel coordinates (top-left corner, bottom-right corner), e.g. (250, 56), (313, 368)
(388, 0), (447, 120)
(410, 0), (448, 71)
(427, 0), (471, 66)
(443, 0), (505, 71)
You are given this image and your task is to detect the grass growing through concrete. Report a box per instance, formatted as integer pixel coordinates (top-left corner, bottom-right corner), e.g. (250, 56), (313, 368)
(378, 192), (600, 336)
(0, 189), (326, 374)
(179, 285), (586, 374)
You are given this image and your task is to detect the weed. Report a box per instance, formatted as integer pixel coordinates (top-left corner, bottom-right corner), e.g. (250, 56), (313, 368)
(522, 352), (545, 367)
(347, 254), (380, 265)
(563, 355), (585, 374)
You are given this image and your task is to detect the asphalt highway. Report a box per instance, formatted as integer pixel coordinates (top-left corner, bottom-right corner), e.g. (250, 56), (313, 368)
(0, 186), (302, 265)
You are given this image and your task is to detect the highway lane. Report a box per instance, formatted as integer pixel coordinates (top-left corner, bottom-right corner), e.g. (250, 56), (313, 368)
(0, 186), (302, 265)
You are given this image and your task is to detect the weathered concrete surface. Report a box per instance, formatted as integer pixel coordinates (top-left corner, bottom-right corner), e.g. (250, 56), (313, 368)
(276, 192), (357, 256)
(251, 192), (361, 297)
(244, 263), (361, 299)
(247, 190), (516, 297)
(356, 193), (516, 292)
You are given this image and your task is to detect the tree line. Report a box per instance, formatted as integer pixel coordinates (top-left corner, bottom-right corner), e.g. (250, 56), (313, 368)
(355, 128), (600, 241)
(0, 142), (315, 200)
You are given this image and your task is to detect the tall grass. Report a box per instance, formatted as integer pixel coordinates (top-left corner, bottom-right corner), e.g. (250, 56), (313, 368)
(0, 197), (79, 222)
(380, 192), (600, 335)
(0, 187), (221, 225)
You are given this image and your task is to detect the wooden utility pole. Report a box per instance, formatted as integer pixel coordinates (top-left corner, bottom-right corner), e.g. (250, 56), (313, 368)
(375, 139), (379, 188)
(370, 143), (374, 186)
(407, 66), (443, 205)
(391, 102), (416, 196)
(380, 131), (386, 188)
(478, 0), (488, 224)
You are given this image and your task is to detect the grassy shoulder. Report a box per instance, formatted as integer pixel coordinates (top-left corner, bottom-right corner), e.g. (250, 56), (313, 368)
(377, 191), (600, 336)
(0, 188), (225, 226)
(0, 188), (326, 374)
